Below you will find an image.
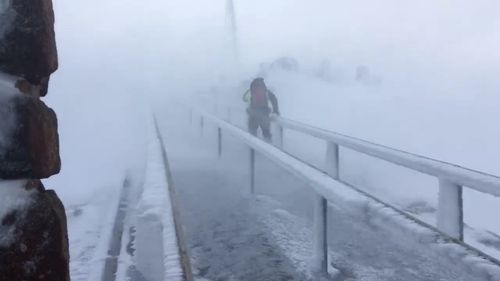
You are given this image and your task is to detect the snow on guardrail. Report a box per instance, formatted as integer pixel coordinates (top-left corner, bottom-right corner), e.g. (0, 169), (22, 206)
(211, 103), (500, 244)
(272, 115), (500, 197)
(195, 108), (500, 280)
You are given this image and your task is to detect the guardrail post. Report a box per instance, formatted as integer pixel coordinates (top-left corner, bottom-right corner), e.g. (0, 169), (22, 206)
(276, 125), (284, 149)
(313, 194), (328, 274)
(217, 127), (222, 157)
(437, 179), (464, 241)
(250, 148), (255, 194)
(325, 142), (340, 178)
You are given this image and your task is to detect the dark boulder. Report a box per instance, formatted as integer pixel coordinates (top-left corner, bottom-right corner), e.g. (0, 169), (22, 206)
(0, 181), (69, 281)
(0, 0), (58, 85)
(0, 95), (60, 179)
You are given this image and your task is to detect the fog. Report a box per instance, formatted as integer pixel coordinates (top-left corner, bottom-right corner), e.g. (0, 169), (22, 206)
(43, 0), (500, 265)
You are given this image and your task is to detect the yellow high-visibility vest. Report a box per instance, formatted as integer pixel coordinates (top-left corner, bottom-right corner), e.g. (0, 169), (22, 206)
(243, 90), (251, 103)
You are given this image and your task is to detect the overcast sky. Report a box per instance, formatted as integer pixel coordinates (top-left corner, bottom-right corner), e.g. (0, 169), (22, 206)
(48, 0), (500, 97)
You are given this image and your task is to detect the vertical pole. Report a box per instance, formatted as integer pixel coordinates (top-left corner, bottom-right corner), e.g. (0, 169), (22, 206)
(276, 125), (284, 149)
(311, 140), (338, 275)
(313, 194), (328, 274)
(325, 142), (340, 179)
(437, 179), (464, 241)
(250, 148), (255, 194)
(218, 127), (222, 157)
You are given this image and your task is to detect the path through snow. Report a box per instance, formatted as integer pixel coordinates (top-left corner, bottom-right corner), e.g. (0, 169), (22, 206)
(157, 106), (487, 281)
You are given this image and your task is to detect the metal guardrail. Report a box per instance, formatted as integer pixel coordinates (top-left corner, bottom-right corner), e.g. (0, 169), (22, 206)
(192, 105), (500, 274)
(194, 109), (343, 274)
(211, 104), (500, 241)
(271, 115), (500, 241)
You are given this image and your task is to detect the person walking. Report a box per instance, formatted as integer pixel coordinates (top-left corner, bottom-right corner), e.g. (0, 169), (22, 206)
(243, 78), (280, 141)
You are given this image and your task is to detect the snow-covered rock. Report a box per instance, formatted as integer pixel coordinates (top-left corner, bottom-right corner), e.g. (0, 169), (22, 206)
(0, 180), (70, 281)
(0, 179), (31, 247)
(0, 0), (68, 280)
(0, 95), (60, 179)
(0, 0), (58, 85)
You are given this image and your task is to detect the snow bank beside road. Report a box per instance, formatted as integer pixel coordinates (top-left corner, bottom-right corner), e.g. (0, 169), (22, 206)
(137, 119), (184, 281)
(117, 117), (185, 281)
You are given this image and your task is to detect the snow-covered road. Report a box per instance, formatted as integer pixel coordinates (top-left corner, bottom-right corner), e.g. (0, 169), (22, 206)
(158, 107), (490, 281)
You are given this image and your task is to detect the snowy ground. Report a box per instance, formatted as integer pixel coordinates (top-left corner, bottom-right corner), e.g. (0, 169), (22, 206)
(65, 182), (124, 281)
(157, 105), (494, 281)
(61, 119), (183, 281)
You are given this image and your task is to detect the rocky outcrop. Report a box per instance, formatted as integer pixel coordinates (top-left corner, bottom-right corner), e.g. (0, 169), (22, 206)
(0, 0), (69, 280)
(0, 181), (69, 281)
(0, 95), (60, 179)
(0, 0), (58, 86)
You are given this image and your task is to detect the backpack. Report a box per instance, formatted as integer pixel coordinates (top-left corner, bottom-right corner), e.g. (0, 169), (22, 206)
(251, 89), (269, 108)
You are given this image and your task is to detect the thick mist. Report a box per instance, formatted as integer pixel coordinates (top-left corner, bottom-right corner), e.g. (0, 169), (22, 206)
(44, 0), (500, 247)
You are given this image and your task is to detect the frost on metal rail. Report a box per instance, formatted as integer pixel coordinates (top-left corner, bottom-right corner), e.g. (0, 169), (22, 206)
(272, 116), (500, 197)
(270, 115), (500, 242)
(212, 103), (499, 195)
(195, 108), (500, 278)
(214, 103), (500, 240)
